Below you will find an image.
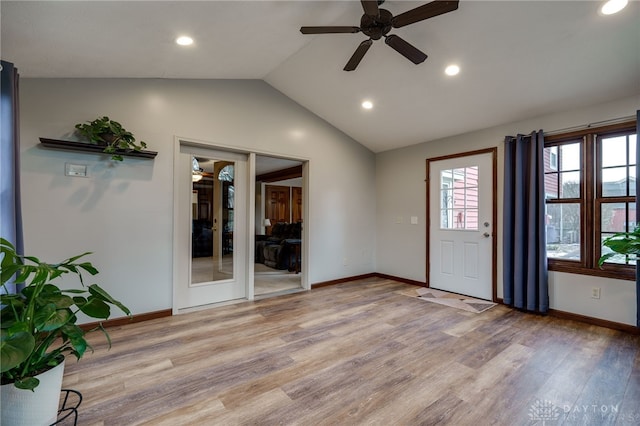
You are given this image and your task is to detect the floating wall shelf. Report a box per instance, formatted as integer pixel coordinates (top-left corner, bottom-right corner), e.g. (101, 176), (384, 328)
(39, 138), (157, 159)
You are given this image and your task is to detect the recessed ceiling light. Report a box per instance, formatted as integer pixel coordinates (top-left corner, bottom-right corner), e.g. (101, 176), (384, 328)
(176, 36), (194, 46)
(600, 0), (628, 15)
(445, 64), (460, 76)
(361, 100), (373, 110)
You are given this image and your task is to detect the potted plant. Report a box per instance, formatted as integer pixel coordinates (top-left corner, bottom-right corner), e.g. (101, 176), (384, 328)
(0, 238), (130, 425)
(598, 225), (640, 266)
(75, 116), (147, 161)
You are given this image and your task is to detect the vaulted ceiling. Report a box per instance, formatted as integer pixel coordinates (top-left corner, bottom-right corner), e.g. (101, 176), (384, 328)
(2, 1), (638, 153)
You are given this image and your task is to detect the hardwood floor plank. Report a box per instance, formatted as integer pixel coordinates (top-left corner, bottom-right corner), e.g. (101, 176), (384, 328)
(455, 326), (520, 369)
(525, 332), (610, 417)
(617, 350), (640, 425)
(408, 391), (465, 425)
(60, 279), (640, 425)
(569, 332), (639, 425)
(455, 343), (535, 402)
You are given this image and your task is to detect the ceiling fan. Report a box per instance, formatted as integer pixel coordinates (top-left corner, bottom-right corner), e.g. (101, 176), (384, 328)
(300, 0), (459, 71)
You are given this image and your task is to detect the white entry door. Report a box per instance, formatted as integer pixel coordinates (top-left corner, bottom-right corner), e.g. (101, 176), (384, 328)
(428, 151), (494, 300)
(174, 143), (248, 311)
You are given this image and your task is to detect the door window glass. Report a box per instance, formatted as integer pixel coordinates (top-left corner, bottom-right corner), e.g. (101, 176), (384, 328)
(191, 157), (235, 284)
(440, 166), (479, 230)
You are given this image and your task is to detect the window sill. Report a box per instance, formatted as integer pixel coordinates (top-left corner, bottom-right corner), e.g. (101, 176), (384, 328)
(548, 262), (635, 281)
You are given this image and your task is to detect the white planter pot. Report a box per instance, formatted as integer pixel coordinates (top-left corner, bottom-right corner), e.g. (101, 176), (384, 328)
(1, 359), (65, 426)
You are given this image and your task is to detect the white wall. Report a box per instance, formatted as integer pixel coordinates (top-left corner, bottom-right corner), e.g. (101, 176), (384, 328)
(19, 79), (376, 317)
(376, 95), (639, 326)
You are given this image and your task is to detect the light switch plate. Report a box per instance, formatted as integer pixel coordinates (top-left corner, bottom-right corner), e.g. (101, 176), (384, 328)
(410, 216), (418, 225)
(65, 163), (87, 177)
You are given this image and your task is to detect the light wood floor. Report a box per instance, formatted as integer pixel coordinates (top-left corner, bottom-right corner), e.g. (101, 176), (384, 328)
(64, 277), (640, 425)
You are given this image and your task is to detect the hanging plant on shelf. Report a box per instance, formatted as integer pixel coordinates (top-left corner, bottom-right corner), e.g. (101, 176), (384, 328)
(75, 116), (147, 161)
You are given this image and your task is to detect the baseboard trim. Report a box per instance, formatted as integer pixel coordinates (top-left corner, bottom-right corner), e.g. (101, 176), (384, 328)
(81, 278), (638, 335)
(311, 273), (377, 288)
(496, 298), (637, 334)
(548, 308), (639, 335)
(311, 272), (426, 289)
(373, 273), (426, 287)
(80, 309), (172, 331)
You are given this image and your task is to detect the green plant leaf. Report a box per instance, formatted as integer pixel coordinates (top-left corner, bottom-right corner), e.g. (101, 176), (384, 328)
(38, 293), (73, 309)
(88, 284), (131, 315)
(65, 252), (92, 264)
(0, 264), (22, 286)
(598, 252), (618, 267)
(33, 304), (71, 332)
(0, 331), (35, 372)
(7, 321), (30, 334)
(0, 310), (18, 329)
(62, 324), (89, 358)
(77, 262), (98, 275)
(78, 297), (111, 319)
(15, 377), (39, 391)
(96, 322), (112, 349)
(14, 268), (34, 285)
(599, 225), (640, 267)
(0, 293), (24, 306)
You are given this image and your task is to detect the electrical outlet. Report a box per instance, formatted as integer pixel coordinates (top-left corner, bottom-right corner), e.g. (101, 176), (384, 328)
(591, 287), (601, 299)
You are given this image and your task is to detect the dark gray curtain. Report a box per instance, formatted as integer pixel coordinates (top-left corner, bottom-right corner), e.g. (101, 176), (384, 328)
(636, 110), (639, 328)
(1, 60), (23, 293)
(503, 130), (548, 313)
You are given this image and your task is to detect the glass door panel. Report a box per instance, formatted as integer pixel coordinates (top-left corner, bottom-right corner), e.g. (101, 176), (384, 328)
(191, 157), (235, 284)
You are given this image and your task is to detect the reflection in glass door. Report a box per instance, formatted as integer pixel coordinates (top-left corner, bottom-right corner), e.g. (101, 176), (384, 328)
(191, 157), (235, 284)
(175, 143), (247, 312)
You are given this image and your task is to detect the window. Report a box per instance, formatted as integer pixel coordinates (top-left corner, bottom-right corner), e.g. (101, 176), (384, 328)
(548, 146), (558, 171)
(439, 166), (478, 230)
(544, 121), (637, 280)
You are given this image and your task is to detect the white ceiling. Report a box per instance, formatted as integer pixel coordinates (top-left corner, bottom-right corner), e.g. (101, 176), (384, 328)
(2, 1), (639, 153)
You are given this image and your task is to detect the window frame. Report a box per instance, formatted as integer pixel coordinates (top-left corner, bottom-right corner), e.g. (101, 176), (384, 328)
(545, 120), (636, 281)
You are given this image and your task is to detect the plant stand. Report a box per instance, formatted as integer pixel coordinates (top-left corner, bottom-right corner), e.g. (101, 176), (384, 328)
(52, 389), (82, 426)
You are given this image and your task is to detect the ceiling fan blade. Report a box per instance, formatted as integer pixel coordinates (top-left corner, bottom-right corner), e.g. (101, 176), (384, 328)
(361, 0), (380, 18)
(300, 26), (361, 34)
(384, 35), (428, 64)
(344, 39), (373, 71)
(392, 0), (459, 28)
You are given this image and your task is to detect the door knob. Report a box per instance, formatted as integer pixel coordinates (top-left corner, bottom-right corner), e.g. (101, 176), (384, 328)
(483, 232), (490, 238)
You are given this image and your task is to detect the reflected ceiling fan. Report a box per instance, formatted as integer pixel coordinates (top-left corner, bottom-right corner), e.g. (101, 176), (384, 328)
(300, 0), (459, 71)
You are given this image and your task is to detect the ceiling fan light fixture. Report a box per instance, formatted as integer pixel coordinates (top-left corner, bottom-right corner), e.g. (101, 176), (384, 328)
(361, 100), (374, 110)
(445, 64), (460, 76)
(176, 36), (194, 46)
(600, 0), (628, 15)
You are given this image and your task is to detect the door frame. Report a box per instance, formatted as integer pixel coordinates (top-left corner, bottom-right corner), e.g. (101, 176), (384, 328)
(425, 147), (498, 302)
(172, 136), (310, 314)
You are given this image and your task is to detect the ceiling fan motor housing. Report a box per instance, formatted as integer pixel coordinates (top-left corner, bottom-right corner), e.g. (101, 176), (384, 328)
(360, 9), (393, 40)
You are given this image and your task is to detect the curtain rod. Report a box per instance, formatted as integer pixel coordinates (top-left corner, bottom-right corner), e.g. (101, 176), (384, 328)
(544, 114), (636, 136)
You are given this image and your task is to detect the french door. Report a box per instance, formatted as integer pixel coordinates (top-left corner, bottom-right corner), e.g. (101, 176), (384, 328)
(174, 143), (248, 311)
(427, 150), (496, 300)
